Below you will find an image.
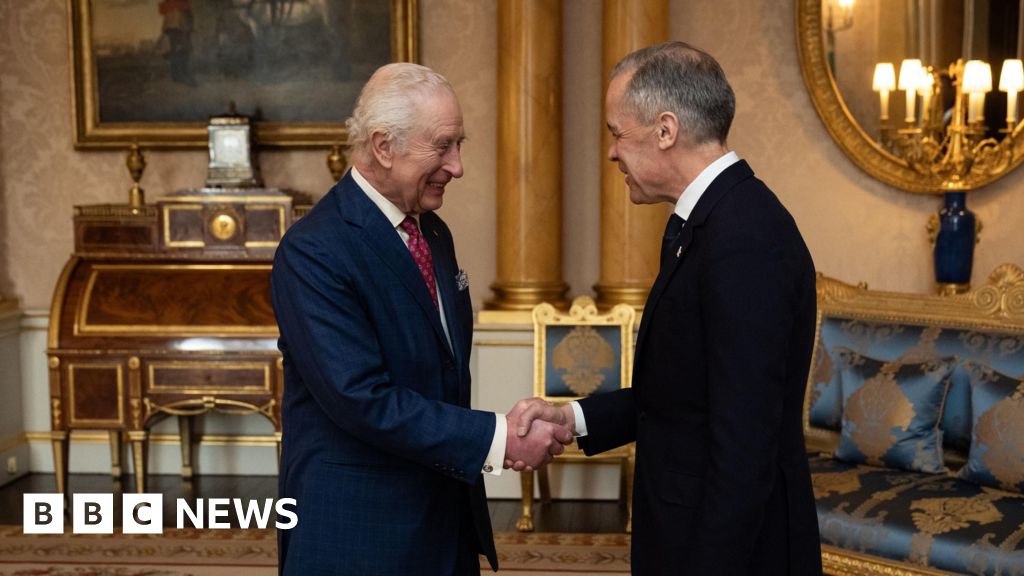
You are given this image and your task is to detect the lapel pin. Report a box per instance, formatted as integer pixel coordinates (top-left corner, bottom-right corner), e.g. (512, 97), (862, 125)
(676, 246), (683, 258)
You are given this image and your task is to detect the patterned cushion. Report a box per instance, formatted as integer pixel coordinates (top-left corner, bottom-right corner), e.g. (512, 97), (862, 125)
(959, 362), (1024, 493)
(808, 319), (925, 431)
(811, 454), (1024, 574)
(833, 348), (956, 474)
(809, 317), (1024, 452)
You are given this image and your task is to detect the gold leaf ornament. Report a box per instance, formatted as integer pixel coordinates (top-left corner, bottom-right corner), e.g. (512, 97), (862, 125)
(910, 495), (1003, 535)
(552, 326), (614, 396)
(844, 369), (916, 465)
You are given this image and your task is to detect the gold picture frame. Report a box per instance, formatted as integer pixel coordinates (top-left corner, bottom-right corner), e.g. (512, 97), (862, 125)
(68, 0), (418, 149)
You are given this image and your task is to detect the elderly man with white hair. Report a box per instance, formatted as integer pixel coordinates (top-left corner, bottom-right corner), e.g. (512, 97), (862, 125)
(271, 63), (572, 575)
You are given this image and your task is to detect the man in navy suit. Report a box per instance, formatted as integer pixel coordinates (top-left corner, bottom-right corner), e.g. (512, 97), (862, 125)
(511, 42), (823, 575)
(271, 63), (572, 575)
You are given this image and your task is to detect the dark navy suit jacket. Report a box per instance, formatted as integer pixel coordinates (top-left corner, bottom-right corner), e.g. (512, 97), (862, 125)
(578, 161), (823, 575)
(271, 172), (497, 575)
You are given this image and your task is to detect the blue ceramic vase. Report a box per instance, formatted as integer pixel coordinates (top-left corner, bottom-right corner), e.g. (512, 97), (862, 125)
(933, 191), (975, 287)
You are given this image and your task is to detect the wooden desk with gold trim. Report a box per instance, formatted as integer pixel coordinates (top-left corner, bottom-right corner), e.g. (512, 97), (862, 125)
(48, 188), (309, 493)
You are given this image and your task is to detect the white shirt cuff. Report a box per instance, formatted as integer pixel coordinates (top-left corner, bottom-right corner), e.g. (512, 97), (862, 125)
(570, 401), (588, 437)
(483, 413), (506, 476)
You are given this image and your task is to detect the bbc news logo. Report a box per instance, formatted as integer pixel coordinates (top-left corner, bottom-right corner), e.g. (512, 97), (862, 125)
(23, 494), (298, 534)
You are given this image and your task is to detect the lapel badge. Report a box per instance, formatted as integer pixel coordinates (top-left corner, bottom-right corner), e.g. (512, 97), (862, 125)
(455, 269), (469, 291)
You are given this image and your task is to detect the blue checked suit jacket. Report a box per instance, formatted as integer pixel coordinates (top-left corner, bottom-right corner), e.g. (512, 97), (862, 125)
(271, 172), (497, 575)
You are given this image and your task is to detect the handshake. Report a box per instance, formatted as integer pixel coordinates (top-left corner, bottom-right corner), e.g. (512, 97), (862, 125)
(502, 398), (577, 471)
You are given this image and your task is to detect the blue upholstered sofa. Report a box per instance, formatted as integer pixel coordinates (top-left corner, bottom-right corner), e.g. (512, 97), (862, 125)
(805, 265), (1024, 575)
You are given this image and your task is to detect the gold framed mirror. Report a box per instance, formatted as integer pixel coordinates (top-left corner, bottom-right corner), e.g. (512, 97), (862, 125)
(796, 0), (1024, 194)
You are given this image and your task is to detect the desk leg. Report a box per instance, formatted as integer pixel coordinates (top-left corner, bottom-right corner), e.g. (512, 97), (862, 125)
(179, 416), (193, 479)
(275, 432), (283, 471)
(128, 431), (148, 493)
(52, 431), (69, 494)
(516, 471), (535, 532)
(109, 431), (123, 478)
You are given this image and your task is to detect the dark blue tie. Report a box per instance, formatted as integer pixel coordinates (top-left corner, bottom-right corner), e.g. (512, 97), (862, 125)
(661, 213), (685, 265)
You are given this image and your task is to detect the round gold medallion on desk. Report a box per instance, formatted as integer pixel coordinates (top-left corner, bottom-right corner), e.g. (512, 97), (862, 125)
(211, 213), (238, 240)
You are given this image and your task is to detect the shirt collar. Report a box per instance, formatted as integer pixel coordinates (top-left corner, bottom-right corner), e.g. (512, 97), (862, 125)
(674, 151), (740, 220)
(350, 166), (416, 228)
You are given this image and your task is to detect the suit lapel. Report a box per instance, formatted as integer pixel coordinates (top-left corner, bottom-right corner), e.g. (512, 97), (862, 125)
(421, 215), (469, 407)
(421, 216), (459, 359)
(634, 160), (755, 359)
(338, 176), (453, 360)
(634, 225), (693, 355)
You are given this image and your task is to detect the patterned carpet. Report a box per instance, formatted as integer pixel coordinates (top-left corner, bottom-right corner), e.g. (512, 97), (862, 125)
(0, 526), (630, 575)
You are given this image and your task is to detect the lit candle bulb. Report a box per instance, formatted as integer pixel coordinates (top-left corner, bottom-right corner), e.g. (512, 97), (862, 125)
(898, 59), (923, 123)
(999, 59), (1023, 124)
(918, 68), (934, 126)
(963, 60), (992, 123)
(873, 62), (896, 121)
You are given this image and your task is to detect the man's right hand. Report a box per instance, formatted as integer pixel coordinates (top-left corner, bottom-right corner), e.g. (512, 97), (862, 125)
(503, 398), (576, 471)
(503, 413), (572, 472)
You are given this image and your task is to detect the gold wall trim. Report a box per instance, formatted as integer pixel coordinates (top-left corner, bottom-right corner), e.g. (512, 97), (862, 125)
(474, 339), (534, 348)
(25, 431), (277, 447)
(0, 433), (28, 454)
(477, 310), (534, 325)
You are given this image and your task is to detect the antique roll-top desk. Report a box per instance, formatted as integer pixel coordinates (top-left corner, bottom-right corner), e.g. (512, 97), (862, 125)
(48, 188), (309, 493)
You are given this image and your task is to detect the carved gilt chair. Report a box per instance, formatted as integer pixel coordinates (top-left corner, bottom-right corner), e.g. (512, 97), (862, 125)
(517, 296), (636, 532)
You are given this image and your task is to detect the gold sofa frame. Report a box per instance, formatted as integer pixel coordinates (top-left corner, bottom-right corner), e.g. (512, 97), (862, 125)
(806, 264), (1024, 576)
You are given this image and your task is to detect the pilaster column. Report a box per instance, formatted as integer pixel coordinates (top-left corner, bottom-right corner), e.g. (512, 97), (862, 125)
(487, 0), (569, 311)
(594, 0), (669, 310)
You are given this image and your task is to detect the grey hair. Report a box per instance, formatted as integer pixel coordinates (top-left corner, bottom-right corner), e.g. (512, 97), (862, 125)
(611, 41), (735, 145)
(346, 63), (455, 162)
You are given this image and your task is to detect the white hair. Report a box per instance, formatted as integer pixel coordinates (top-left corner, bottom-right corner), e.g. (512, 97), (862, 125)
(346, 63), (454, 163)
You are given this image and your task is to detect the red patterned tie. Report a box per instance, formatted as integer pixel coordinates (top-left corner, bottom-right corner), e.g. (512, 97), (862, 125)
(399, 216), (438, 308)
